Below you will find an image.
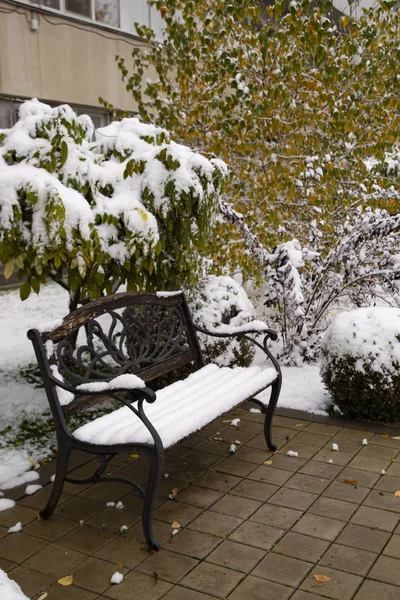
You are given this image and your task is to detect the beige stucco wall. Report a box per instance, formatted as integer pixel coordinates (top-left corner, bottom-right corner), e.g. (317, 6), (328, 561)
(0, 1), (141, 111)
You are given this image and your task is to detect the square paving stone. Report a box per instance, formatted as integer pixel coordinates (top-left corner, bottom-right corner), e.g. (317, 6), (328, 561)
(351, 505), (399, 532)
(262, 454), (307, 472)
(22, 542), (86, 578)
(165, 528), (222, 559)
(85, 506), (141, 534)
(292, 514), (344, 541)
(383, 533), (400, 558)
(291, 592), (332, 600)
(334, 429), (375, 441)
(176, 486), (223, 509)
(268, 487), (318, 511)
(375, 475), (400, 493)
(338, 467), (380, 488)
(103, 570), (172, 599)
(348, 455), (390, 474)
(312, 449), (354, 466)
(188, 510), (243, 537)
(199, 440), (231, 457)
(206, 539), (264, 573)
(247, 466), (292, 486)
(308, 497), (357, 522)
(304, 423), (342, 436)
(272, 531), (329, 562)
(40, 583), (98, 600)
(154, 501), (203, 527)
(300, 566), (363, 600)
(323, 481), (370, 504)
(252, 551), (312, 587)
(228, 574), (293, 600)
(95, 536), (150, 568)
(0, 558), (17, 572)
(5, 566), (53, 598)
(250, 504), (302, 530)
(159, 463), (206, 482)
(210, 494), (261, 519)
(23, 516), (77, 542)
(386, 463), (400, 477)
(235, 446), (273, 464)
(293, 432), (331, 447)
(364, 489), (400, 513)
(124, 518), (173, 546)
(195, 471), (242, 492)
(324, 438), (364, 455)
(284, 473), (330, 494)
(178, 435), (205, 449)
(72, 556), (128, 594)
(353, 579), (400, 600)
(0, 526), (7, 540)
(0, 532), (48, 563)
(18, 487), (71, 511)
(370, 434), (400, 449)
(177, 450), (220, 468)
(137, 549), (199, 584)
(360, 445), (399, 461)
(229, 521), (284, 550)
(274, 416), (310, 429)
(214, 458), (257, 478)
(319, 543), (377, 576)
(163, 587), (216, 600)
(57, 524), (117, 554)
(230, 480), (279, 502)
(0, 505), (37, 528)
(54, 496), (104, 522)
(368, 555), (400, 586)
(78, 481), (129, 504)
(279, 442), (320, 460)
(335, 523), (390, 552)
(179, 562), (243, 597)
(299, 461), (343, 480)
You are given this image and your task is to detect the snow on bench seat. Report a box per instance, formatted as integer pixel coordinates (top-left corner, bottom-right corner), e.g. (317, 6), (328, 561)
(73, 363), (278, 449)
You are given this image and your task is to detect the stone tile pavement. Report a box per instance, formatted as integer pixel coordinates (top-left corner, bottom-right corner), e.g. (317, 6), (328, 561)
(2, 406), (400, 599)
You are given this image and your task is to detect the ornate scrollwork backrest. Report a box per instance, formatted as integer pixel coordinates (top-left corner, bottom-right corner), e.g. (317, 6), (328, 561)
(52, 302), (193, 386)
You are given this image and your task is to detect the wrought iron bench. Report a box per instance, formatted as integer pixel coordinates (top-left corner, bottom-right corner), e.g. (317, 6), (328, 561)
(28, 291), (281, 550)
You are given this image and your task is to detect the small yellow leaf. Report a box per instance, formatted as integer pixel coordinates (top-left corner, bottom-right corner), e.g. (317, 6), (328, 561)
(115, 561), (123, 568)
(313, 574), (332, 583)
(37, 513), (41, 521)
(264, 460), (273, 465)
(391, 457), (396, 462)
(295, 423), (304, 427)
(172, 488), (179, 496)
(171, 521), (181, 529)
(130, 454), (139, 459)
(394, 491), (400, 497)
(344, 479), (358, 486)
(37, 593), (48, 600)
(58, 575), (74, 586)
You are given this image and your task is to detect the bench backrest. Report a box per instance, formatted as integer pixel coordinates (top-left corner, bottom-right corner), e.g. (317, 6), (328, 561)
(28, 291), (205, 416)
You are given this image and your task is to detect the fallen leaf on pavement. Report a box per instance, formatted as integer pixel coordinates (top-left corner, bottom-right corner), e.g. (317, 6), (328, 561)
(58, 575), (74, 586)
(37, 593), (48, 600)
(115, 561), (123, 568)
(171, 521), (181, 529)
(313, 574), (332, 583)
(153, 571), (159, 585)
(344, 479), (358, 486)
(264, 460), (273, 465)
(394, 491), (400, 497)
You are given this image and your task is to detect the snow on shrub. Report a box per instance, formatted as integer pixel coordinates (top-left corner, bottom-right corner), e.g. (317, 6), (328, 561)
(321, 307), (400, 422)
(0, 99), (227, 310)
(189, 275), (257, 367)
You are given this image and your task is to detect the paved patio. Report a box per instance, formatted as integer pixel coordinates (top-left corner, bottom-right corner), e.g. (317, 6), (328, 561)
(2, 406), (400, 600)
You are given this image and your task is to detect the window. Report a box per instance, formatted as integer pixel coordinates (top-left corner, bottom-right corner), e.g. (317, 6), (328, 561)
(29, 0), (120, 28)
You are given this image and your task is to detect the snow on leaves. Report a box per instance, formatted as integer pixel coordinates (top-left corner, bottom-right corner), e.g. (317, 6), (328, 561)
(0, 99), (227, 303)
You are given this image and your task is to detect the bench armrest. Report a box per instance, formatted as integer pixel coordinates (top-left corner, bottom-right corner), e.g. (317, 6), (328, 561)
(194, 322), (278, 340)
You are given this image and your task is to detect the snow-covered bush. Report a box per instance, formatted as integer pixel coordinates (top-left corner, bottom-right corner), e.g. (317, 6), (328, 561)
(321, 307), (400, 422)
(0, 99), (227, 311)
(189, 275), (257, 367)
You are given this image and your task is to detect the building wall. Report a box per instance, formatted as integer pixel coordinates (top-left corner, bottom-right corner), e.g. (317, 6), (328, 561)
(0, 0), (151, 112)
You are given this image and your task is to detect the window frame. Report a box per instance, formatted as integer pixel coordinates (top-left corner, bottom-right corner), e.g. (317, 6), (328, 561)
(27, 0), (121, 30)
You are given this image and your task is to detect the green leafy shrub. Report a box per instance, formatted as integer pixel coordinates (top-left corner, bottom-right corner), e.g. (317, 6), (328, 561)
(189, 275), (257, 367)
(321, 307), (400, 422)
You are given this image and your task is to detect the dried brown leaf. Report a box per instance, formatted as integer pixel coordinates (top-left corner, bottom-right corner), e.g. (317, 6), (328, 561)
(115, 561), (123, 568)
(153, 571), (159, 585)
(171, 521), (181, 529)
(313, 574), (332, 583)
(344, 479), (358, 486)
(58, 575), (74, 586)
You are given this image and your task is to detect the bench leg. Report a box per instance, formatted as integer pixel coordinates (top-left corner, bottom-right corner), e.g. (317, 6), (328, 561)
(264, 378), (281, 452)
(142, 449), (163, 551)
(40, 446), (70, 520)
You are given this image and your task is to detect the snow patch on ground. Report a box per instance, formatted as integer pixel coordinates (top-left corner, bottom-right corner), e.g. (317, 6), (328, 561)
(0, 569), (29, 598)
